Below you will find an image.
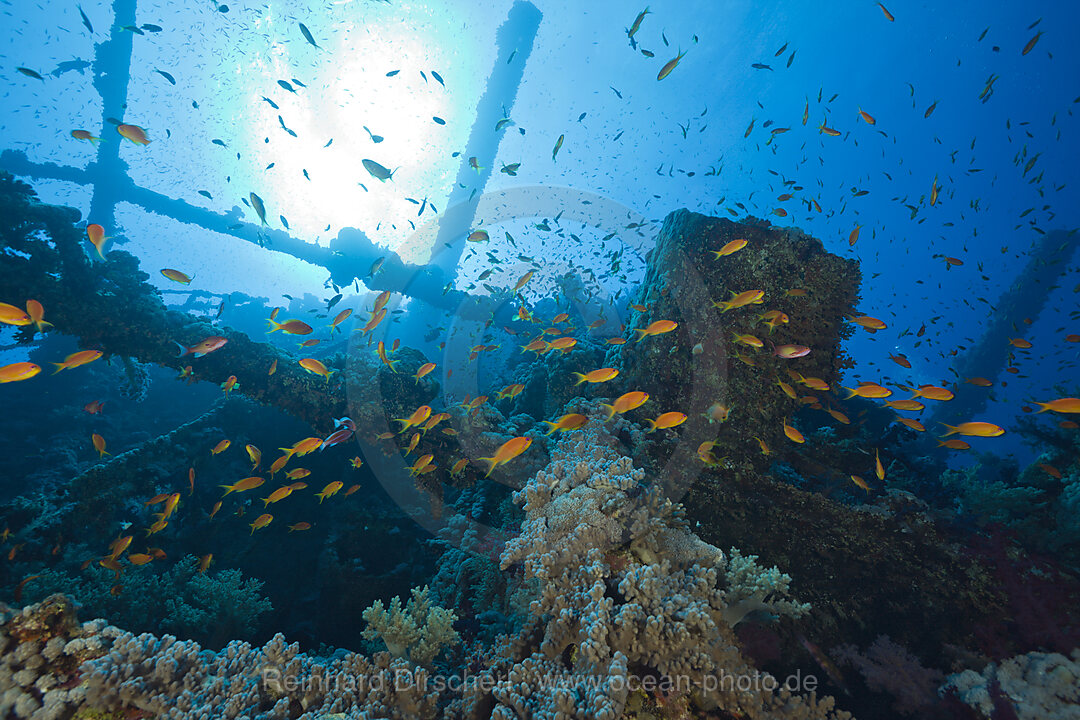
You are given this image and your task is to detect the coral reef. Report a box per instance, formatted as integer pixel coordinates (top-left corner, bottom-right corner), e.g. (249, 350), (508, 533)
(362, 585), (460, 667)
(941, 649), (1080, 719)
(23, 556), (273, 648)
(487, 403), (844, 719)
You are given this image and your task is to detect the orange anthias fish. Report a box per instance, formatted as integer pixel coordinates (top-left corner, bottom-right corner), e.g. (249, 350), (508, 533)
(220, 476), (265, 495)
(782, 419), (805, 444)
(850, 315), (887, 331)
(478, 436), (532, 478)
(911, 385), (954, 402)
(84, 400), (105, 414)
(362, 308), (388, 335)
(602, 391), (650, 419)
(160, 268), (193, 284)
(1033, 398), (1080, 414)
(330, 308), (353, 333)
(299, 357), (334, 381)
(0, 362), (41, 383)
(877, 2), (895, 21)
(262, 485), (294, 506)
(268, 318), (313, 335)
(938, 439), (971, 450)
(117, 123), (150, 145)
(211, 438), (231, 455)
(712, 238), (747, 258)
(634, 320), (678, 341)
(86, 223), (110, 259)
(713, 289), (765, 312)
(220, 375), (239, 397)
(0, 302), (32, 326)
(316, 481), (344, 503)
(71, 129), (102, 144)
(396, 405), (433, 433)
(848, 225), (861, 246)
(25, 300), (52, 333)
(646, 412), (687, 432)
(249, 513), (273, 534)
(92, 433), (109, 458)
(896, 417), (925, 432)
(175, 336), (227, 358)
(53, 350), (103, 373)
(492, 385), (524, 403)
(572, 368), (619, 385)
(939, 422), (1005, 438)
(413, 362), (436, 382)
(281, 437), (322, 458)
(875, 450), (885, 480)
(656, 50), (686, 81)
(377, 341), (398, 373)
(542, 413), (589, 434)
(546, 337), (578, 353)
(844, 382), (892, 399)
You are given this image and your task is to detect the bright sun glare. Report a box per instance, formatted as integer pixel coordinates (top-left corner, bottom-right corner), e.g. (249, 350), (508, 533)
(244, 18), (452, 256)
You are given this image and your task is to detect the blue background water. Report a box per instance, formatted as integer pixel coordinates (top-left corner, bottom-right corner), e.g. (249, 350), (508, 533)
(1, 0), (1077, 466)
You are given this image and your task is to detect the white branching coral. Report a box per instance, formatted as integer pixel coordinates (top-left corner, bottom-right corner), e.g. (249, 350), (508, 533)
(362, 585), (460, 667)
(494, 404), (848, 719)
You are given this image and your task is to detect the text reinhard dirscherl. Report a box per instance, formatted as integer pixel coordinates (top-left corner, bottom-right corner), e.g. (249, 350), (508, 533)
(260, 667), (819, 695)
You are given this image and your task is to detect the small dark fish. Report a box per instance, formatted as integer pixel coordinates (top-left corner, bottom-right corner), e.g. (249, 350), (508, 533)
(298, 22), (319, 48)
(610, 86), (622, 98)
(418, 197), (427, 216)
(641, 49), (654, 57)
(662, 31), (669, 47)
(924, 100), (938, 118)
(327, 293), (342, 309)
(155, 69), (176, 84)
(78, 5), (94, 34)
(751, 63), (773, 70)
(324, 138), (333, 147)
(217, 300), (225, 318)
(280, 215), (290, 229)
(787, 50), (796, 68)
(212, 138), (227, 147)
(16, 67), (45, 81)
(1022, 31), (1043, 56)
(506, 50), (516, 64)
(192, 100), (199, 109)
(433, 116), (445, 125)
(278, 80), (296, 93)
(141, 23), (162, 32)
(50, 59), (91, 77)
(303, 169), (311, 180)
(775, 42), (788, 56)
(978, 27), (988, 41)
(120, 24), (144, 34)
(577, 112), (586, 122)
(292, 78), (306, 88)
(420, 70), (427, 82)
(612, 130), (624, 141)
(265, 162), (275, 169)
(363, 126), (383, 143)
(385, 69), (399, 77)
(261, 96), (279, 109)
(198, 190), (213, 199)
(431, 70), (444, 86)
(362, 159), (395, 181)
(552, 133), (564, 161)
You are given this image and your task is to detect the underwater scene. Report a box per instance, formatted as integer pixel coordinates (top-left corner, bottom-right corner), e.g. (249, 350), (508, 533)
(1, 0), (1079, 718)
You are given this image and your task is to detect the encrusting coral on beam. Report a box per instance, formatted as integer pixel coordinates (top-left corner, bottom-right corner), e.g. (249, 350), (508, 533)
(0, 171), (348, 431)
